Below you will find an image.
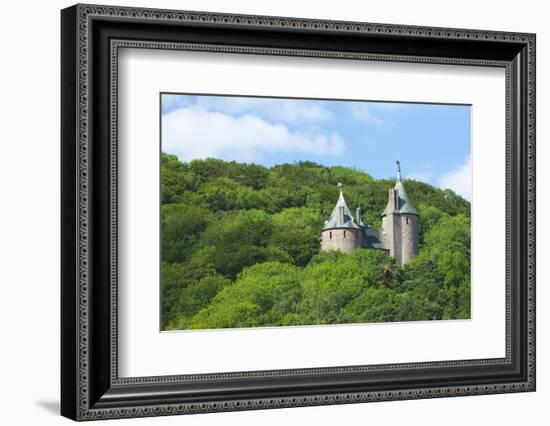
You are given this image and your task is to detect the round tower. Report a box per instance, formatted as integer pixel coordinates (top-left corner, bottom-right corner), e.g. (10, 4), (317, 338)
(399, 213), (419, 265)
(381, 161), (419, 265)
(320, 184), (363, 254)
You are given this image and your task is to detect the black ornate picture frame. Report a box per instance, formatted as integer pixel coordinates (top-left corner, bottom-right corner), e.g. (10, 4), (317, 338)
(61, 4), (536, 421)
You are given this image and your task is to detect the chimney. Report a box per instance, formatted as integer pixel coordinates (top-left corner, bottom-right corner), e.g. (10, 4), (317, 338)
(388, 188), (398, 211)
(356, 206), (361, 224)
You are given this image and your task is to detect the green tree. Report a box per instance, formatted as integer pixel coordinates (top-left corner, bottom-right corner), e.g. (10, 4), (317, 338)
(189, 262), (303, 329)
(198, 210), (273, 279)
(167, 274), (231, 330)
(198, 177), (239, 211)
(161, 261), (218, 329)
(161, 204), (210, 263)
(297, 250), (398, 324)
(267, 207), (324, 266)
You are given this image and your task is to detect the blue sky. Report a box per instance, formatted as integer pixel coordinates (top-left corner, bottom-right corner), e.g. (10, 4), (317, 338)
(161, 94), (472, 200)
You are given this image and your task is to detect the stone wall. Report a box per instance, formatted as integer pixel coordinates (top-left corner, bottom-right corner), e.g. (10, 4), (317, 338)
(382, 213), (402, 265)
(382, 212), (418, 266)
(320, 228), (361, 254)
(400, 214), (418, 264)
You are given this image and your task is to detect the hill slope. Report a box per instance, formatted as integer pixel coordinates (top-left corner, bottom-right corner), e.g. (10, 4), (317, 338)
(161, 153), (471, 330)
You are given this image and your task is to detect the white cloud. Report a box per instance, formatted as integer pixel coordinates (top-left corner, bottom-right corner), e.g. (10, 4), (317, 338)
(349, 103), (384, 125)
(438, 155), (472, 201)
(162, 106), (344, 162)
(406, 170), (433, 183)
(192, 97), (332, 123)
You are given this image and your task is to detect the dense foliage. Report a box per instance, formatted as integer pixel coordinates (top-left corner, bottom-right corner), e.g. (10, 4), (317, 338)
(161, 152), (471, 330)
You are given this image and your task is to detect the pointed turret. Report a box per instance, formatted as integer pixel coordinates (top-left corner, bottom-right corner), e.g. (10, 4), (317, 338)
(381, 161), (419, 266)
(323, 183), (361, 230)
(382, 160), (418, 217)
(320, 183), (363, 254)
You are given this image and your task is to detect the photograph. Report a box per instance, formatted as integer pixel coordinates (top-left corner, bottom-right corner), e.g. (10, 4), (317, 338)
(58, 3), (536, 420)
(160, 94), (472, 331)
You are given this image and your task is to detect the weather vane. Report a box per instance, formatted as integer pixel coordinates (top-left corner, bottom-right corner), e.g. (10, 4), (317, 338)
(396, 160), (401, 181)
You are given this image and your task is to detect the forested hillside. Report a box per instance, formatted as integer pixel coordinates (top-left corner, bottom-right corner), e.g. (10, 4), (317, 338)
(161, 152), (471, 330)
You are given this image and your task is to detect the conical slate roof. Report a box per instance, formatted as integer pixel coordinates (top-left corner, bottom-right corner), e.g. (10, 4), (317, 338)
(323, 188), (362, 230)
(381, 180), (419, 216)
(394, 180), (418, 214)
(382, 162), (418, 217)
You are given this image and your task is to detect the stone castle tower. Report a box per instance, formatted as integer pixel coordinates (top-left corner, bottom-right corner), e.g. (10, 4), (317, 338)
(320, 161), (419, 266)
(380, 161), (419, 265)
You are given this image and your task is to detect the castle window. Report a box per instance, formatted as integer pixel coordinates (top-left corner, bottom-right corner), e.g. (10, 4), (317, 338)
(406, 217), (409, 224)
(329, 231), (332, 240)
(344, 230), (346, 238)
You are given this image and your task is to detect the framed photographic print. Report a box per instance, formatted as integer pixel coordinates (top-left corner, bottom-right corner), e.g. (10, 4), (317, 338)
(61, 4), (536, 421)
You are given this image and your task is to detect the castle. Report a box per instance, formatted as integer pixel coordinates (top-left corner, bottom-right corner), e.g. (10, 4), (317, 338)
(320, 161), (419, 266)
